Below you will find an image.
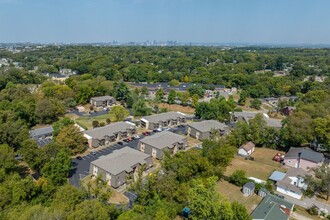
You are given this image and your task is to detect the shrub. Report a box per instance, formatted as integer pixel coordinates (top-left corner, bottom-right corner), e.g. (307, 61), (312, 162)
(228, 170), (249, 187)
(307, 205), (319, 216)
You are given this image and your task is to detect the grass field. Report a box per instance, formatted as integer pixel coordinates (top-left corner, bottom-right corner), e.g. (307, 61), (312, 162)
(68, 114), (111, 130)
(225, 148), (287, 180)
(158, 103), (195, 114)
(216, 180), (262, 213)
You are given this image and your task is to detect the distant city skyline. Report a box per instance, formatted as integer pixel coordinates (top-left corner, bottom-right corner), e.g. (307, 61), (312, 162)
(1, 0), (330, 44)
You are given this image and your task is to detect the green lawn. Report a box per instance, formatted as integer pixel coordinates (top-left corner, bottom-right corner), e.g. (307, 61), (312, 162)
(75, 114), (111, 130)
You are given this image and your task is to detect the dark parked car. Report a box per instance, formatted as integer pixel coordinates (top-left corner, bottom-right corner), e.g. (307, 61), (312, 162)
(142, 132), (150, 136)
(76, 156), (83, 160)
(117, 141), (124, 145)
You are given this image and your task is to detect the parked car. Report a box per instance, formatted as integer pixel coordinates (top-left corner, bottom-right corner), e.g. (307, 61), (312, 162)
(156, 127), (163, 132)
(90, 151), (97, 156)
(117, 141), (124, 145)
(76, 156), (83, 160)
(142, 132), (150, 136)
(124, 137), (133, 142)
(273, 153), (284, 162)
(133, 134), (140, 139)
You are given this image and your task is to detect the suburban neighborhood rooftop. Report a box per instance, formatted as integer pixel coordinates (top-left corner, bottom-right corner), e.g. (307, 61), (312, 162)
(142, 111), (185, 123)
(90, 95), (115, 101)
(251, 194), (294, 220)
(91, 146), (150, 175)
(84, 122), (135, 140)
(139, 131), (185, 150)
(29, 126), (53, 138)
(188, 120), (228, 132)
(285, 147), (324, 163)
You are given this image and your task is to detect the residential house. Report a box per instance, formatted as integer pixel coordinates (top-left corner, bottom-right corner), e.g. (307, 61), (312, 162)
(283, 147), (324, 171)
(242, 182), (255, 196)
(238, 141), (255, 157)
(251, 194), (294, 220)
(186, 120), (229, 140)
(90, 147), (152, 188)
(90, 96), (116, 108)
(141, 112), (186, 130)
(84, 122), (136, 148)
(29, 126), (53, 147)
(138, 131), (187, 159)
(276, 168), (308, 199)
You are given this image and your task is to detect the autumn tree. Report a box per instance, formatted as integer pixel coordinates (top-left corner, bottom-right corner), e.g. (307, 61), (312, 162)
(55, 124), (87, 154)
(108, 105), (129, 122)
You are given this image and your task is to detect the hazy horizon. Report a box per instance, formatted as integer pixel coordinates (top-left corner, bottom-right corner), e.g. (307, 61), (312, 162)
(1, 0), (330, 44)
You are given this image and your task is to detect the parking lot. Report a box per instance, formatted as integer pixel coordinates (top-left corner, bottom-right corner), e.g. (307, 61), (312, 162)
(69, 125), (186, 187)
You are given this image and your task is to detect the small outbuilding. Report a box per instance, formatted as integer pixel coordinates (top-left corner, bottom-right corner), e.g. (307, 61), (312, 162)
(258, 188), (269, 198)
(242, 182), (255, 196)
(238, 141), (255, 157)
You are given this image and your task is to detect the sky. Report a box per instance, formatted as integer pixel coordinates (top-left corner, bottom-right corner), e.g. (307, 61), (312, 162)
(0, 0), (330, 44)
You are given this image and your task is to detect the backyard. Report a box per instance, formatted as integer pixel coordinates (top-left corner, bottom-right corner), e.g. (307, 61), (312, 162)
(158, 103), (195, 114)
(216, 180), (262, 213)
(225, 147), (287, 180)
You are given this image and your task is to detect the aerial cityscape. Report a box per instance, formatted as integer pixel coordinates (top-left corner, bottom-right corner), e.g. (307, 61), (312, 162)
(0, 0), (329, 220)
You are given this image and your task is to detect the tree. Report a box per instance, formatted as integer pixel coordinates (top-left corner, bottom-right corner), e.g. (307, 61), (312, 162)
(188, 177), (233, 220)
(191, 94), (199, 108)
(0, 144), (17, 173)
(113, 81), (131, 102)
(168, 79), (180, 86)
(238, 90), (248, 106)
(249, 114), (267, 146)
(109, 105), (129, 122)
(305, 164), (330, 201)
(141, 86), (149, 96)
(250, 99), (262, 110)
(229, 170), (249, 187)
(42, 149), (72, 186)
(67, 200), (109, 220)
(55, 124), (87, 154)
(35, 99), (64, 124)
(106, 118), (111, 124)
(229, 121), (251, 147)
(167, 89), (176, 104)
(180, 92), (190, 106)
(52, 117), (74, 136)
(232, 201), (251, 220)
(188, 85), (205, 98)
(155, 88), (165, 102)
(312, 116), (330, 152)
(132, 99), (152, 116)
(282, 111), (313, 146)
(19, 139), (45, 171)
(92, 120), (100, 128)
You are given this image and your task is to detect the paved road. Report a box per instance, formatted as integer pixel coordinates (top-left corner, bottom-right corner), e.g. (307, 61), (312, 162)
(278, 192), (330, 214)
(69, 126), (186, 187)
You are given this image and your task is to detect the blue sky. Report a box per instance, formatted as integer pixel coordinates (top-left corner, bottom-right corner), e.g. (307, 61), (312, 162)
(0, 0), (330, 44)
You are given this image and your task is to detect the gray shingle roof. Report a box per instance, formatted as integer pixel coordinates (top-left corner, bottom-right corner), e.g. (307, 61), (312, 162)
(84, 122), (136, 140)
(91, 147), (151, 175)
(90, 96), (115, 101)
(188, 120), (228, 133)
(139, 131), (186, 150)
(243, 181), (255, 190)
(285, 147), (324, 163)
(29, 126), (53, 138)
(251, 194), (294, 220)
(142, 112), (185, 123)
